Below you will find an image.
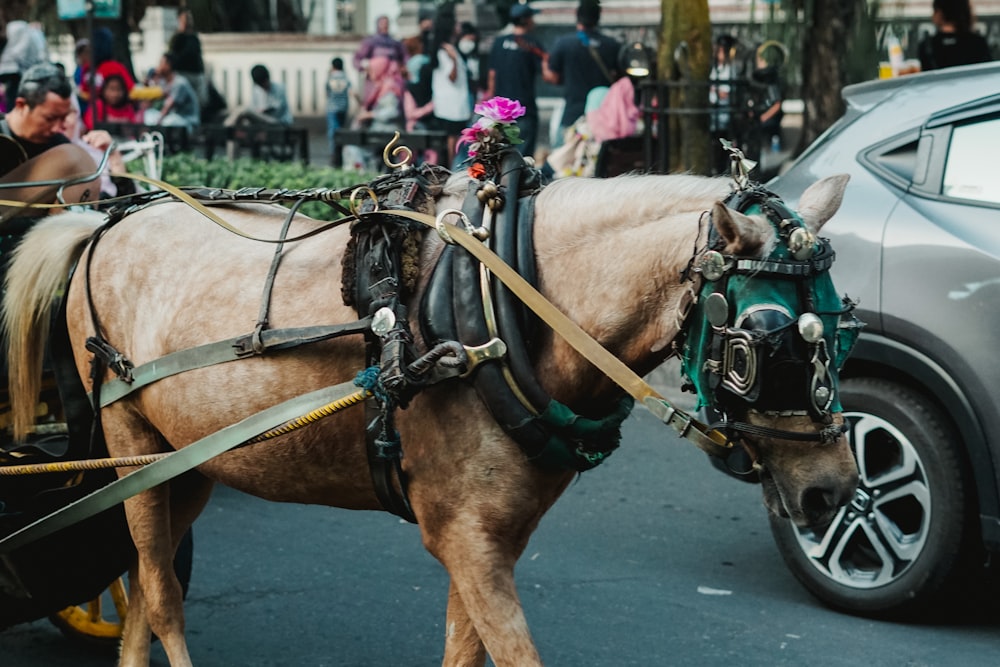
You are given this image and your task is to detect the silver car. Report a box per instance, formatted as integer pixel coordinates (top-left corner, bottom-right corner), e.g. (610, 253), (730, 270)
(762, 61), (1000, 617)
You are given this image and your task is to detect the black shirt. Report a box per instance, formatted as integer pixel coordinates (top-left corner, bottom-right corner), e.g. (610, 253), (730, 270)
(547, 29), (622, 127)
(169, 32), (205, 74)
(0, 113), (71, 178)
(918, 31), (993, 71)
(489, 33), (544, 116)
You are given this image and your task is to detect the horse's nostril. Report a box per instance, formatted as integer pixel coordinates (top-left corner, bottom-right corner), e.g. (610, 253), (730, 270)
(802, 484), (851, 516)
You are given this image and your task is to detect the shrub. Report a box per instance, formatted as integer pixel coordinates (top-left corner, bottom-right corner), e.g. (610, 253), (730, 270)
(153, 155), (378, 221)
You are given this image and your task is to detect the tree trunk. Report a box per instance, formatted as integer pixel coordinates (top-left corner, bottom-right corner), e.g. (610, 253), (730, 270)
(797, 0), (877, 150)
(658, 0), (712, 173)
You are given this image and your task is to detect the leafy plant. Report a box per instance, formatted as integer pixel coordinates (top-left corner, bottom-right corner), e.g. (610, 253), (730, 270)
(152, 155), (378, 221)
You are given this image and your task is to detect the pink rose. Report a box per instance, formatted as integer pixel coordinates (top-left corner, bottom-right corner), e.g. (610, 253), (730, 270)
(474, 97), (526, 124)
(457, 125), (482, 156)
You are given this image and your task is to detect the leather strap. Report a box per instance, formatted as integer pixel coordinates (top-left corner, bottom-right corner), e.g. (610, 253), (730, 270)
(97, 320), (372, 407)
(379, 208), (734, 459)
(0, 380), (367, 555)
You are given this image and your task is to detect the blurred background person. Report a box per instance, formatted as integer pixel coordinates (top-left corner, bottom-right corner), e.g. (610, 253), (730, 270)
(354, 15), (406, 105)
(326, 56), (351, 167)
(76, 27), (134, 115)
(355, 55), (404, 132)
(749, 42), (785, 153)
(85, 73), (141, 129)
(543, 0), (622, 147)
(918, 0), (994, 70)
(402, 36), (434, 131)
(401, 36), (437, 164)
(487, 3), (545, 157)
(0, 20), (49, 113)
(429, 10), (469, 163)
(169, 9), (208, 108)
(226, 64), (292, 127)
(709, 34), (736, 135)
(145, 52), (200, 130)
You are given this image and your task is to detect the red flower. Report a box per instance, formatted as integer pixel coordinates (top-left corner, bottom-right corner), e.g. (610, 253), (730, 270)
(468, 162), (487, 180)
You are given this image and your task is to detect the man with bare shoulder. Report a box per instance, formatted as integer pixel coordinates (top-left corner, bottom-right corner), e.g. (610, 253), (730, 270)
(0, 62), (103, 220)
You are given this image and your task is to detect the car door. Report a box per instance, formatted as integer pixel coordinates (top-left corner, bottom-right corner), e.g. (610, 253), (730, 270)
(879, 99), (1000, 514)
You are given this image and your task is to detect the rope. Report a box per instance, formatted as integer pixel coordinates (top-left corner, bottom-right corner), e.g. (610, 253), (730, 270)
(0, 453), (170, 476)
(0, 386), (372, 476)
(243, 388), (371, 444)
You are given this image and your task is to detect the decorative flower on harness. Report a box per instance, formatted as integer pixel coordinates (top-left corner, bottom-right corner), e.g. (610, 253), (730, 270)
(458, 97), (525, 160)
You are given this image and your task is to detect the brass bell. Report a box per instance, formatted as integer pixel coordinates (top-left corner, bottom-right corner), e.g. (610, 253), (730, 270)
(788, 227), (816, 260)
(481, 181), (499, 198)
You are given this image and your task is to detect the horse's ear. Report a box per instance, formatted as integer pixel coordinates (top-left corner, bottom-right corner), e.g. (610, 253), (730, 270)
(711, 201), (766, 254)
(795, 174), (850, 233)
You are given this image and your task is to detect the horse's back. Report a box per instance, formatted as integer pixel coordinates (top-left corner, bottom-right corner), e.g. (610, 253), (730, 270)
(68, 202), (355, 350)
(62, 203), (373, 483)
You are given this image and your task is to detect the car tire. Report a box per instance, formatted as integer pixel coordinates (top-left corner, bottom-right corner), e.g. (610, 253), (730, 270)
(768, 376), (981, 618)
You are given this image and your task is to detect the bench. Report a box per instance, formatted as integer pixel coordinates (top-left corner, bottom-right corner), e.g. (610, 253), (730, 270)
(335, 129), (449, 167)
(201, 124), (310, 164)
(594, 136), (647, 178)
(94, 122), (192, 155)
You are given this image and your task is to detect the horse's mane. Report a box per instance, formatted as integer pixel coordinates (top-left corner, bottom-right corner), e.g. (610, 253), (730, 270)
(541, 174), (733, 227)
(438, 172), (732, 228)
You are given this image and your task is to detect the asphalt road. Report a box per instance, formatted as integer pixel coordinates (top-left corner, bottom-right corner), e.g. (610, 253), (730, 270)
(3, 398), (999, 666)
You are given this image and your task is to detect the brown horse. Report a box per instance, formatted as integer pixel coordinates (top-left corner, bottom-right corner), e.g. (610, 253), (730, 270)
(3, 171), (857, 666)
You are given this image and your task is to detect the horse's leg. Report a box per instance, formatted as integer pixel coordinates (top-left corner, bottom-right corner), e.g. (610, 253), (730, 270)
(118, 473), (212, 667)
(119, 482), (193, 667)
(432, 524), (542, 667)
(442, 581), (487, 666)
(118, 562), (152, 667)
(412, 444), (571, 667)
(108, 416), (197, 667)
(403, 388), (575, 666)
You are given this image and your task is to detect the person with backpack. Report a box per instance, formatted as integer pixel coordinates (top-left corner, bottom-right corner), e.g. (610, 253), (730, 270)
(543, 0), (621, 147)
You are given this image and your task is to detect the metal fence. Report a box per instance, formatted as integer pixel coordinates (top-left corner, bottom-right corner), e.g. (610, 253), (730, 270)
(635, 76), (778, 176)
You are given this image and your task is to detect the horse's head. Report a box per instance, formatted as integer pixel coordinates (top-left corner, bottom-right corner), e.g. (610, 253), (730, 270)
(681, 174), (861, 528)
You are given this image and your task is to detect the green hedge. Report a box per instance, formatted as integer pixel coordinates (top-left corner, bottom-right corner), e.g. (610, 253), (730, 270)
(152, 154), (378, 221)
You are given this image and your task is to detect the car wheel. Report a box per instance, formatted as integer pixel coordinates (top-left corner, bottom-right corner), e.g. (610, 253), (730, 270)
(768, 376), (980, 618)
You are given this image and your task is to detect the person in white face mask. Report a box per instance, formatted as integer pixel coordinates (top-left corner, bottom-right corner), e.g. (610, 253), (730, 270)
(456, 22), (482, 110)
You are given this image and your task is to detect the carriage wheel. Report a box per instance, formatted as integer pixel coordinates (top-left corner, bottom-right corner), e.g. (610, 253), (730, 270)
(47, 528), (194, 645)
(49, 576), (128, 645)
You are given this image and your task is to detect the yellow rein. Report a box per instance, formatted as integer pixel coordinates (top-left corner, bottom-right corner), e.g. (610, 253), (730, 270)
(0, 388), (371, 476)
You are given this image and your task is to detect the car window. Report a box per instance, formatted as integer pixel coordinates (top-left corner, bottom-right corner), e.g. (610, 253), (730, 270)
(943, 118), (1000, 204)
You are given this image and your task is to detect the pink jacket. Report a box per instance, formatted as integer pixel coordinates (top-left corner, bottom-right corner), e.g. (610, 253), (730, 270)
(586, 76), (639, 143)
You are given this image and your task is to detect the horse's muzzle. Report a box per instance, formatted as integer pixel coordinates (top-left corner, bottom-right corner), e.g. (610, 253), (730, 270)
(754, 416), (859, 528)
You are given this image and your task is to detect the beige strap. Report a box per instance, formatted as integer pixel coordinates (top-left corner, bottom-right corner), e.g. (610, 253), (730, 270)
(381, 208), (733, 457)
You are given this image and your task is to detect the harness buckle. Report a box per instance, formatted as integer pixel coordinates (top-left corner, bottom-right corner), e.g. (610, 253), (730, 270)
(460, 338), (507, 377)
(642, 396), (691, 437)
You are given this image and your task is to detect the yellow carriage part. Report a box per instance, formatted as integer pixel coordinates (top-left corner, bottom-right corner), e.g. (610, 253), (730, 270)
(50, 577), (129, 643)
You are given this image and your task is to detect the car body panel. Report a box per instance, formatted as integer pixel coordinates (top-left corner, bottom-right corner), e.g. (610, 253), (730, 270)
(768, 62), (1000, 553)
